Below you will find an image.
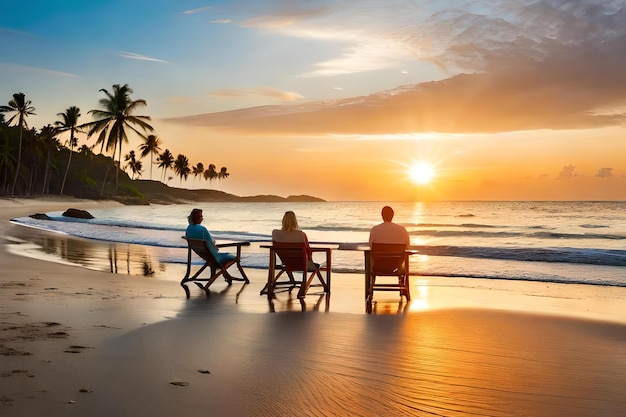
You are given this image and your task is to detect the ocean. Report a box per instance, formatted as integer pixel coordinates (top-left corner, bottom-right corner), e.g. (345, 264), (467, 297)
(7, 201), (626, 288)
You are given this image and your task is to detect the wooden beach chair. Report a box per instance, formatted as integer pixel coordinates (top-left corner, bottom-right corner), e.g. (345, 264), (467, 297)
(367, 243), (412, 302)
(261, 241), (330, 299)
(181, 237), (249, 299)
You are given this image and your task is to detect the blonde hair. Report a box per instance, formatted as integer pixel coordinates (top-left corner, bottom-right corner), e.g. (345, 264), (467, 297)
(281, 211), (299, 231)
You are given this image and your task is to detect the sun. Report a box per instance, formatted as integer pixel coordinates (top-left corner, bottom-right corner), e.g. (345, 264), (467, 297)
(409, 162), (436, 185)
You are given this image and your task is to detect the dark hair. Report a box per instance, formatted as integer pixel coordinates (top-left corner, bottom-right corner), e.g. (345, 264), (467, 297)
(188, 208), (202, 225)
(381, 206), (394, 222)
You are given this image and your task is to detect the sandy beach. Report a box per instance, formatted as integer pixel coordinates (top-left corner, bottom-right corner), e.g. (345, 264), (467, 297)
(1, 197), (626, 416)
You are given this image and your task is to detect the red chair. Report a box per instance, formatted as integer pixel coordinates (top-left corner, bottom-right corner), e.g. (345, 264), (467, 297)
(367, 243), (412, 302)
(261, 241), (331, 299)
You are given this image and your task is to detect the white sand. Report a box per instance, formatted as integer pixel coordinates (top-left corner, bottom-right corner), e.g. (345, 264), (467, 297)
(2, 197), (626, 416)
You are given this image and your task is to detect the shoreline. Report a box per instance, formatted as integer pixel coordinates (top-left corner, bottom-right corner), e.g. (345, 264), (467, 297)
(2, 197), (626, 416)
(4, 197), (626, 323)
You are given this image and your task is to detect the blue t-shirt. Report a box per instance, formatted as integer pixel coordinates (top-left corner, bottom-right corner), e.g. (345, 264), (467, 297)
(185, 224), (236, 264)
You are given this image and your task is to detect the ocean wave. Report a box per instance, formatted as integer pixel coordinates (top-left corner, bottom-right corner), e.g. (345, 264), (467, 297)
(412, 272), (626, 288)
(45, 214), (186, 233)
(579, 224), (610, 229)
(407, 229), (626, 240)
(307, 225), (369, 232)
(413, 245), (626, 267)
(531, 231), (626, 240)
(411, 222), (500, 228)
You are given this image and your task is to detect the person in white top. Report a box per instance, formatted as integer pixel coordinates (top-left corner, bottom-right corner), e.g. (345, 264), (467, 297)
(272, 211), (312, 246)
(368, 206), (410, 247)
(272, 210), (317, 270)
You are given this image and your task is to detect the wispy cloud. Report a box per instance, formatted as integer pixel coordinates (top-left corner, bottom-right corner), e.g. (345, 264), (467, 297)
(0, 62), (76, 77)
(239, 2), (418, 77)
(596, 167), (613, 178)
(118, 51), (168, 63)
(0, 26), (34, 38)
(211, 87), (303, 102)
(210, 19), (232, 24)
(180, 6), (212, 15)
(557, 165), (577, 180)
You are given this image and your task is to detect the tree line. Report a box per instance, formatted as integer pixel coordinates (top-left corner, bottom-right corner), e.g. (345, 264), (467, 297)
(0, 84), (230, 198)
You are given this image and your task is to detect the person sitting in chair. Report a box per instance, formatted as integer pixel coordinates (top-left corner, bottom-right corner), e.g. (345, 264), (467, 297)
(369, 205), (410, 247)
(185, 208), (236, 264)
(272, 211), (317, 270)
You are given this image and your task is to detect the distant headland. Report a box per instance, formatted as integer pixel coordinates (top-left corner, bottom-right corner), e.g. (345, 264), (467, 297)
(113, 179), (325, 205)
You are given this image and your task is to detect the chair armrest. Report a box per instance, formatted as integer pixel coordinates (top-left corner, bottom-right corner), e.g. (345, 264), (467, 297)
(215, 241), (251, 249)
(310, 247), (332, 253)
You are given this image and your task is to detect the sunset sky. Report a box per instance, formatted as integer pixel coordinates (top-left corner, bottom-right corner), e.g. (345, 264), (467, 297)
(2, 1), (625, 201)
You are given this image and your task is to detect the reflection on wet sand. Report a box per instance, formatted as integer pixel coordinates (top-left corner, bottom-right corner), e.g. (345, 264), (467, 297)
(268, 291), (330, 313)
(7, 224), (167, 278)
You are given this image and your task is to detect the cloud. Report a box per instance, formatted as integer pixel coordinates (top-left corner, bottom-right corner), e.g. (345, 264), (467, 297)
(118, 51), (168, 63)
(169, 0), (626, 135)
(556, 165), (577, 180)
(181, 6), (212, 15)
(239, 1), (423, 77)
(210, 87), (304, 102)
(0, 62), (76, 77)
(596, 167), (613, 177)
(0, 26), (33, 38)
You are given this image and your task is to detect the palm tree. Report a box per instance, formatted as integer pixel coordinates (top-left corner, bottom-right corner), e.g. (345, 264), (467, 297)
(79, 144), (93, 157)
(22, 126), (42, 196)
(55, 106), (82, 195)
(0, 92), (36, 195)
(218, 166), (230, 187)
(157, 149), (174, 182)
(86, 84), (153, 193)
(38, 125), (60, 194)
(173, 154), (190, 185)
(192, 162), (204, 184)
(205, 163), (218, 188)
(124, 150), (143, 179)
(138, 134), (162, 180)
(0, 139), (15, 193)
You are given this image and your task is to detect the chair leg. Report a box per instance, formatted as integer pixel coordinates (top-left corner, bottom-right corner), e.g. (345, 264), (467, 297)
(395, 274), (410, 300)
(181, 283), (191, 299)
(236, 262), (250, 284)
(315, 271), (329, 293)
(404, 275), (411, 300)
(367, 274), (375, 303)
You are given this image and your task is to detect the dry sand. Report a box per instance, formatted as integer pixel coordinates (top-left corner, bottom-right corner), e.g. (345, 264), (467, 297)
(1, 197), (626, 416)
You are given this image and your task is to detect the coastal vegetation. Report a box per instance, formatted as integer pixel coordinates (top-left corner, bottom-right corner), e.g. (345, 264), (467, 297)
(0, 87), (245, 203)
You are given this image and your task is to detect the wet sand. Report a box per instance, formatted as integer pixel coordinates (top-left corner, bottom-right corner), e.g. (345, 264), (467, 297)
(2, 197), (626, 416)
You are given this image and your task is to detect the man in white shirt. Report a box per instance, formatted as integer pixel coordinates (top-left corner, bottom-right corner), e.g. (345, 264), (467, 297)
(369, 206), (410, 247)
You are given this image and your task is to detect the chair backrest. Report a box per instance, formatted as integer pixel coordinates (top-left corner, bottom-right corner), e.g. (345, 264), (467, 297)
(183, 237), (221, 268)
(272, 241), (309, 272)
(370, 243), (407, 276)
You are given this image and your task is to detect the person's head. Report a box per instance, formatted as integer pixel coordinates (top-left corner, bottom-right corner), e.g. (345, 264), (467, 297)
(188, 208), (203, 225)
(381, 206), (394, 222)
(281, 211), (299, 231)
